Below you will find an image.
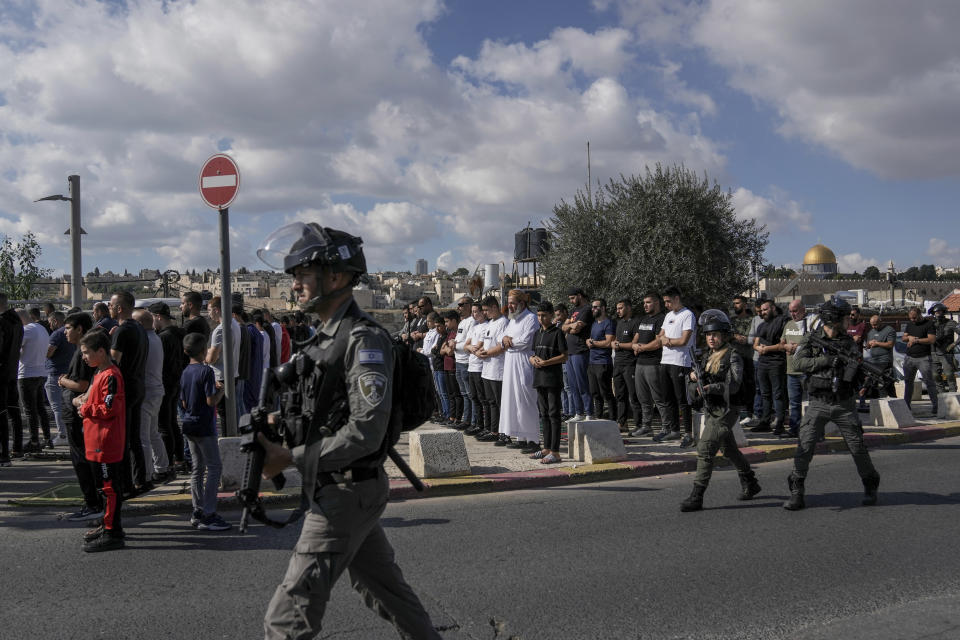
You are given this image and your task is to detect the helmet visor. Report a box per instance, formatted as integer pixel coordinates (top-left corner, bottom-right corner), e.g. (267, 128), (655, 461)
(256, 222), (329, 270)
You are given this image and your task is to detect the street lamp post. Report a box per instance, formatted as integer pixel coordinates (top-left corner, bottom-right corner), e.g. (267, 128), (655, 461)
(35, 174), (84, 308)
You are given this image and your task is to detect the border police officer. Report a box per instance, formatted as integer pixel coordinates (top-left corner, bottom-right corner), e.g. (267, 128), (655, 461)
(784, 298), (880, 511)
(931, 303), (958, 392)
(681, 310), (760, 512)
(255, 222), (440, 639)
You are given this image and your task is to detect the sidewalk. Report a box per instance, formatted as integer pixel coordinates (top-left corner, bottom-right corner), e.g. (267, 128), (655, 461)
(6, 399), (959, 515)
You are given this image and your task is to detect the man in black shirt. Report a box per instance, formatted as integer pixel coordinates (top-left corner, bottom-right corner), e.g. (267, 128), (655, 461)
(180, 291), (210, 343)
(631, 292), (666, 437)
(751, 300), (788, 435)
(149, 302), (187, 470)
(902, 306), (938, 414)
(611, 298), (641, 433)
(110, 291), (149, 494)
(561, 287), (593, 420)
(530, 301), (567, 463)
(0, 293), (24, 465)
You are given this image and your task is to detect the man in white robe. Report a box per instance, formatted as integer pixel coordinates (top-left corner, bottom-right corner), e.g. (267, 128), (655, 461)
(499, 290), (541, 451)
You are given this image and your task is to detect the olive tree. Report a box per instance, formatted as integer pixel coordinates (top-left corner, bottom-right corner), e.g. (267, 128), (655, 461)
(541, 164), (768, 309)
(0, 231), (53, 300)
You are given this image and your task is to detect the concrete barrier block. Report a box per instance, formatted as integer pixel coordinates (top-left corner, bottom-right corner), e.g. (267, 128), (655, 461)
(693, 412), (747, 447)
(893, 381), (922, 401)
(872, 398), (916, 428)
(937, 392), (960, 419)
(577, 419), (627, 463)
(408, 429), (471, 478)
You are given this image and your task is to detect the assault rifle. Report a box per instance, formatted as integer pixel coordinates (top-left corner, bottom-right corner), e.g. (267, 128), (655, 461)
(236, 352), (425, 534)
(687, 345), (716, 413)
(807, 333), (895, 395)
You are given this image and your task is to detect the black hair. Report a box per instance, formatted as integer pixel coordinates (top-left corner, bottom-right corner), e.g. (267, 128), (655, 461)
(183, 333), (207, 359)
(64, 312), (93, 333)
(554, 303), (568, 314)
(643, 291), (661, 301)
(617, 298), (632, 307)
(80, 330), (111, 354)
(443, 310), (459, 321)
(662, 285), (682, 298)
(481, 295), (499, 308)
(538, 301), (555, 314)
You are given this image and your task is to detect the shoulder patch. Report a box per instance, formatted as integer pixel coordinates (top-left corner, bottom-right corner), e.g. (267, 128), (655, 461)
(357, 372), (388, 407)
(358, 349), (385, 364)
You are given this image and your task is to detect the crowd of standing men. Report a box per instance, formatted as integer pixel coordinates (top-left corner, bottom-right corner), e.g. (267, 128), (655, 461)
(397, 287), (958, 457)
(0, 290), (317, 527)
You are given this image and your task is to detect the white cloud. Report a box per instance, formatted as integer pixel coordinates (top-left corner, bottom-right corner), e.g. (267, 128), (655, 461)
(657, 59), (716, 116)
(837, 252), (881, 274)
(927, 238), (960, 266)
(730, 187), (812, 233)
(435, 250), (452, 270)
(692, 1), (960, 179)
(0, 0), (728, 274)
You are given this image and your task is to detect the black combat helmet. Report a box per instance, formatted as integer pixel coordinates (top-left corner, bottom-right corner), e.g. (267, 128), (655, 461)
(819, 297), (851, 324)
(257, 221), (366, 276)
(929, 302), (947, 315)
(698, 309), (732, 334)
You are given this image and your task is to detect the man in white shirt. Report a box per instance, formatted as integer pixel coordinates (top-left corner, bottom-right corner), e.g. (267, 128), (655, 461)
(476, 296), (508, 442)
(18, 310), (52, 452)
(653, 286), (696, 447)
(452, 296), (476, 429)
(463, 302), (488, 435)
(205, 296), (241, 432)
(134, 309), (171, 481)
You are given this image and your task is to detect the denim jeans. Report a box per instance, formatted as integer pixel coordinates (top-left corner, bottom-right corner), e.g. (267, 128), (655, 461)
(566, 353), (592, 416)
(455, 363), (471, 424)
(786, 373), (805, 430)
(560, 363), (572, 415)
(140, 384), (169, 477)
(45, 373), (67, 439)
(756, 362), (787, 425)
(432, 370), (450, 419)
(903, 354), (939, 411)
(186, 434), (222, 516)
(18, 376), (50, 444)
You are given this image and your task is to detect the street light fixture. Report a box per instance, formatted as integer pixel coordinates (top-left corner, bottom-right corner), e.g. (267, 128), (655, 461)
(35, 175), (84, 308)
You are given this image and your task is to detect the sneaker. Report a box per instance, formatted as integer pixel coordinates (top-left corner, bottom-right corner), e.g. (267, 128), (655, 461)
(22, 441), (42, 454)
(679, 435), (695, 448)
(45, 439), (55, 450)
(0, 457), (11, 467)
(197, 513), (232, 531)
(661, 431), (682, 442)
(68, 505), (104, 522)
(54, 436), (69, 447)
(494, 434), (511, 446)
(505, 439), (525, 449)
(630, 426), (653, 437)
(651, 430), (669, 443)
(464, 426), (482, 436)
(567, 414), (585, 423)
(519, 442), (541, 455)
(83, 531), (125, 552)
(190, 509), (203, 528)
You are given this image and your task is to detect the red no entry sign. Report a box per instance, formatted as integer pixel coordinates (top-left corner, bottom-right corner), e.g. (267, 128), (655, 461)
(199, 154), (240, 209)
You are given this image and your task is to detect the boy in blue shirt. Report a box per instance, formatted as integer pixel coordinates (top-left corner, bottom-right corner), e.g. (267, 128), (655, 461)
(180, 333), (230, 531)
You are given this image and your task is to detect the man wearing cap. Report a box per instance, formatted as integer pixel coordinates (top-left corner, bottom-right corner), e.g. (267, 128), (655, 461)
(561, 287), (593, 421)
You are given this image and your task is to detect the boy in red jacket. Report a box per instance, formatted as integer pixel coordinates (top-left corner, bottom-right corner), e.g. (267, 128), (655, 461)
(74, 330), (127, 552)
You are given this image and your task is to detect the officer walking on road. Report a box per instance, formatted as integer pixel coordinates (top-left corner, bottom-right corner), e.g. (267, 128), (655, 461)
(255, 222), (440, 640)
(931, 303), (958, 392)
(680, 310), (761, 512)
(784, 298), (880, 511)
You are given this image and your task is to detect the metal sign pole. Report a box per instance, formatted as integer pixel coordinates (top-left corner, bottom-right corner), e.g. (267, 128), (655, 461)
(68, 175), (82, 309)
(219, 207), (237, 437)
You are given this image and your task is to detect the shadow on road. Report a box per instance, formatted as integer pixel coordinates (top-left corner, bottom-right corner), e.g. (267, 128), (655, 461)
(381, 516), (450, 528)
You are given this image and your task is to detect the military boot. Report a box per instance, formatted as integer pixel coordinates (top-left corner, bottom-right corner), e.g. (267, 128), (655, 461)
(680, 484), (707, 512)
(783, 473), (805, 511)
(861, 474), (880, 506)
(737, 471), (761, 501)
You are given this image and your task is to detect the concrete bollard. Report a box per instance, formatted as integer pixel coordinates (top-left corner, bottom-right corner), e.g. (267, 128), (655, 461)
(893, 381), (922, 402)
(937, 392), (960, 419)
(408, 429), (471, 478)
(567, 419), (627, 463)
(869, 398), (916, 428)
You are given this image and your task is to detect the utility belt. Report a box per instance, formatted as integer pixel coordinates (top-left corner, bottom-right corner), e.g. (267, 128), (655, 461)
(318, 466), (380, 487)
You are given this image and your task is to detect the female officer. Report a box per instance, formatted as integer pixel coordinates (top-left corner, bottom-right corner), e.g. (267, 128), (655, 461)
(681, 310), (762, 512)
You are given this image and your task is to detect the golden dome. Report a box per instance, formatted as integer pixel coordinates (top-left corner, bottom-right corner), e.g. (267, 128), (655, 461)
(803, 244), (837, 265)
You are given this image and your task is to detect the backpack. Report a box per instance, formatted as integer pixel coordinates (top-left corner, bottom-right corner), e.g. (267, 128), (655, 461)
(388, 338), (435, 445)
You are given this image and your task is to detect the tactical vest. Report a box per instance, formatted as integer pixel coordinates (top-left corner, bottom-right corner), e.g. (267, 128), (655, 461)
(804, 329), (858, 398)
(700, 348), (746, 408)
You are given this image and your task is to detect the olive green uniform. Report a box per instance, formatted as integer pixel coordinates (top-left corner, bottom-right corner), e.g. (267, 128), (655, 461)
(264, 299), (439, 640)
(934, 317), (958, 392)
(790, 328), (879, 483)
(687, 349), (753, 487)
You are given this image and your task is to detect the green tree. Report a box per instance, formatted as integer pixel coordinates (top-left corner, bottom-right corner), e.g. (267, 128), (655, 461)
(918, 264), (937, 281)
(762, 264), (796, 279)
(452, 267), (469, 277)
(0, 231), (54, 300)
(863, 265), (881, 280)
(540, 164), (768, 308)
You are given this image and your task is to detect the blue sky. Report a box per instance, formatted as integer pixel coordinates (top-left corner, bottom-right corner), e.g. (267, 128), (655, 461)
(1, 0), (958, 278)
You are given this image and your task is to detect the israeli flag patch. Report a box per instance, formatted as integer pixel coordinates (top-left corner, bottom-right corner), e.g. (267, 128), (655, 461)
(358, 349), (384, 364)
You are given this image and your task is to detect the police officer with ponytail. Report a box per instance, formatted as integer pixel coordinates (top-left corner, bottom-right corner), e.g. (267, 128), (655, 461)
(255, 222), (440, 639)
(681, 310), (761, 512)
(784, 298), (880, 511)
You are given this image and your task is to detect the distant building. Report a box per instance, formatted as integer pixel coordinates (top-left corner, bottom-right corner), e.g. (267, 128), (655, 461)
(801, 244), (838, 279)
(415, 258), (428, 275)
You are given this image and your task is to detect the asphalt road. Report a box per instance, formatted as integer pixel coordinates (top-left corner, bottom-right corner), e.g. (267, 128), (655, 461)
(4, 437), (960, 640)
